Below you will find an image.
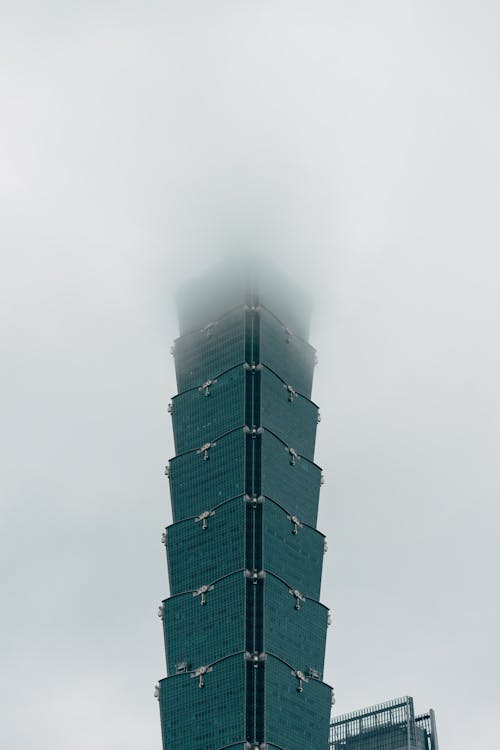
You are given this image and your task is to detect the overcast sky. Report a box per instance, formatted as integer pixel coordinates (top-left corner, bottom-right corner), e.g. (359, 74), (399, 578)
(1, 2), (499, 749)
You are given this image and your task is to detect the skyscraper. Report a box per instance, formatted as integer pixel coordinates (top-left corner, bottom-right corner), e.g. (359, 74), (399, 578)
(330, 697), (439, 750)
(156, 265), (332, 749)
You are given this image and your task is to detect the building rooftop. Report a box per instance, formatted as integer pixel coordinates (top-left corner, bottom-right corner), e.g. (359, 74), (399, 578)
(330, 696), (439, 750)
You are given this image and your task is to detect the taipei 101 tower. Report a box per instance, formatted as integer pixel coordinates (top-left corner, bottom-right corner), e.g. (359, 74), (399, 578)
(156, 263), (332, 749)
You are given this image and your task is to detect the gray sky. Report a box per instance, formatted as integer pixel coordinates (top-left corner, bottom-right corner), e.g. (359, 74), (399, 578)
(1, 2), (499, 748)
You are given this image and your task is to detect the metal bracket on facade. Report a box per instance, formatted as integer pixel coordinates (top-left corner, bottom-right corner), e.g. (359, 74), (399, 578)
(331, 687), (336, 705)
(193, 584), (214, 606)
(287, 514), (303, 535)
(283, 383), (298, 402)
(161, 530), (167, 545)
(244, 494), (264, 508)
(197, 441), (216, 460)
(244, 425), (263, 438)
(198, 378), (217, 397)
(245, 569), (265, 585)
(292, 669), (308, 693)
(244, 651), (267, 668)
(200, 322), (216, 337)
(323, 538), (328, 553)
(195, 509), (216, 529)
(289, 588), (306, 610)
(317, 410), (321, 423)
(191, 665), (212, 688)
(158, 604), (164, 619)
(167, 402), (173, 415)
(169, 345), (175, 356)
(288, 447), (300, 466)
(284, 327), (293, 344)
(164, 464), (170, 477)
(243, 362), (263, 373)
(327, 611), (332, 627)
(154, 683), (160, 700)
(320, 472), (325, 486)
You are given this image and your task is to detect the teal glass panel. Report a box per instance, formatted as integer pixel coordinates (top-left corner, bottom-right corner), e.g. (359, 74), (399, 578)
(264, 655), (332, 750)
(159, 654), (245, 749)
(264, 573), (328, 677)
(163, 572), (245, 673)
(166, 497), (246, 596)
(263, 499), (324, 600)
(260, 366), (318, 460)
(259, 308), (316, 399)
(169, 430), (245, 522)
(174, 308), (246, 392)
(172, 366), (246, 454)
(261, 431), (321, 527)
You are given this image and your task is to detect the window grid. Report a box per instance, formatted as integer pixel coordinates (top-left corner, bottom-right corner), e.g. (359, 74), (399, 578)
(166, 497), (246, 595)
(261, 431), (321, 527)
(174, 309), (246, 392)
(173, 366), (246, 454)
(170, 431), (246, 522)
(263, 499), (324, 600)
(263, 573), (328, 677)
(164, 572), (246, 673)
(259, 308), (316, 399)
(260, 367), (317, 461)
(264, 655), (332, 750)
(159, 656), (246, 749)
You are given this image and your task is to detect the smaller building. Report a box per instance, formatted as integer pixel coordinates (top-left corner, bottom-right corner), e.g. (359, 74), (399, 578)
(330, 696), (439, 750)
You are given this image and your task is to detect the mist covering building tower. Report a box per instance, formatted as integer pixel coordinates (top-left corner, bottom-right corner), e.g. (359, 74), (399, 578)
(157, 264), (332, 749)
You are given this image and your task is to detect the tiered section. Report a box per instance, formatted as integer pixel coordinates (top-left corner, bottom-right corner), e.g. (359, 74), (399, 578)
(158, 294), (332, 750)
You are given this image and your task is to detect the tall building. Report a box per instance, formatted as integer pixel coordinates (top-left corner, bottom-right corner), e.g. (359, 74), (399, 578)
(330, 697), (439, 750)
(156, 266), (332, 749)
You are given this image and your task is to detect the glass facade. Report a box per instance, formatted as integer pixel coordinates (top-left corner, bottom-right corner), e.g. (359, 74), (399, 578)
(330, 697), (439, 750)
(157, 271), (332, 749)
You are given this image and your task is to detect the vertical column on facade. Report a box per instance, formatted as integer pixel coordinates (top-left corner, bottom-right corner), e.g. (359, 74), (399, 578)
(244, 296), (264, 747)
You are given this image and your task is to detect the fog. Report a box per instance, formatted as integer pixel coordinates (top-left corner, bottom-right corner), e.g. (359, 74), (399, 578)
(1, 2), (499, 748)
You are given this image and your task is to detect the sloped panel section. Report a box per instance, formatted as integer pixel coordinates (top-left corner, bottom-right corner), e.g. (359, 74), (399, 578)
(264, 573), (328, 678)
(261, 431), (321, 528)
(174, 308), (246, 393)
(260, 366), (318, 461)
(163, 572), (245, 674)
(259, 308), (316, 399)
(263, 499), (324, 600)
(172, 366), (246, 454)
(169, 430), (245, 522)
(264, 656), (332, 750)
(159, 655), (246, 749)
(166, 497), (246, 596)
